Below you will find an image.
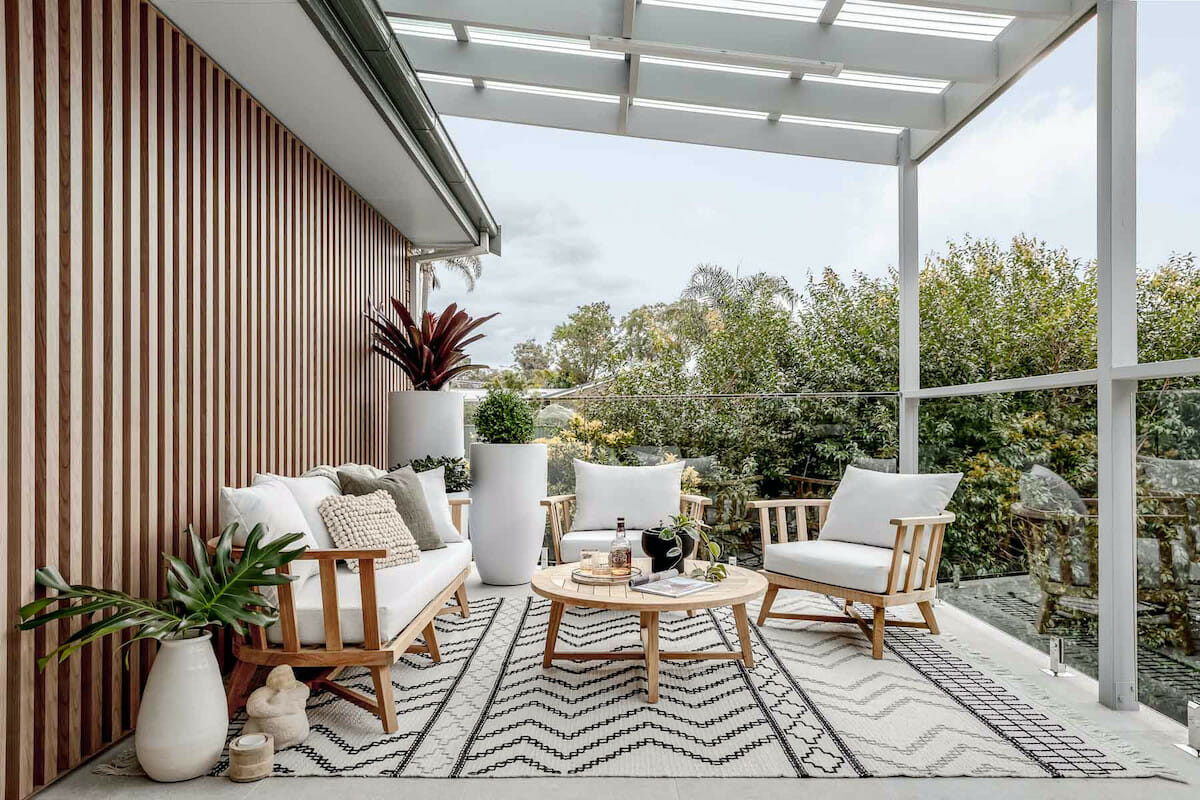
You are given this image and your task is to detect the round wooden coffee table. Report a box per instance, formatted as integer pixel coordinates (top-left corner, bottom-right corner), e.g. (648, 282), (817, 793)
(530, 560), (768, 703)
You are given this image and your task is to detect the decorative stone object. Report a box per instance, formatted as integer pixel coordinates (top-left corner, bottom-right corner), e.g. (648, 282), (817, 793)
(243, 665), (311, 750)
(228, 732), (274, 782)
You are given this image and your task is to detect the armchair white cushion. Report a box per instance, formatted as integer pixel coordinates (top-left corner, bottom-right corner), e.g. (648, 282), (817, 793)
(558, 529), (647, 563)
(572, 459), (684, 531)
(820, 466), (961, 551)
(765, 540), (925, 594)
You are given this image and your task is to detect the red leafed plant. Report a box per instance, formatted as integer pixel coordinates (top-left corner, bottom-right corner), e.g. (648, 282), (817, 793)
(365, 298), (498, 390)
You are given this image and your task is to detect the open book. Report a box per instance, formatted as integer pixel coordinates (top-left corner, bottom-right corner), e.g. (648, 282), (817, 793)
(631, 575), (714, 598)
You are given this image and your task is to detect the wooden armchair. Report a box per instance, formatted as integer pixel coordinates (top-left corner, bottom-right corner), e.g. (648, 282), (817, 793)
(1013, 495), (1195, 653)
(216, 497), (471, 733)
(541, 493), (711, 564)
(749, 497), (953, 659)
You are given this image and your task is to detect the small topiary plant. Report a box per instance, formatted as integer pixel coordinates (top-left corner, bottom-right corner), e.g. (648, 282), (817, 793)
(474, 388), (535, 444)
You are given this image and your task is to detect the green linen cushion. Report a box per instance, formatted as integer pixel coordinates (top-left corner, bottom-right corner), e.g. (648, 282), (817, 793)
(338, 467), (445, 551)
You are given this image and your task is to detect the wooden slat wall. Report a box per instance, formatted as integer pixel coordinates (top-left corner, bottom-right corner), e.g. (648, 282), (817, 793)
(1, 1), (410, 796)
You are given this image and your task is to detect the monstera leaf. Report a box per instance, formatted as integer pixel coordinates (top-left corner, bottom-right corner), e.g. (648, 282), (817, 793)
(17, 523), (305, 670)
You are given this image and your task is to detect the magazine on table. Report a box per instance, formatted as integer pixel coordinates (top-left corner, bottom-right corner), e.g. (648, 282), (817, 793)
(631, 574), (714, 598)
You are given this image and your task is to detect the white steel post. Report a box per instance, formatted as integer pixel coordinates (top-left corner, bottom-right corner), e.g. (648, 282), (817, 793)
(1096, 0), (1139, 711)
(898, 131), (919, 474)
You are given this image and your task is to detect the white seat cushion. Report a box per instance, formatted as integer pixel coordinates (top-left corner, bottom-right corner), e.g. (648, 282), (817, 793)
(820, 466), (961, 551)
(268, 541), (472, 646)
(559, 530), (646, 563)
(764, 540), (925, 594)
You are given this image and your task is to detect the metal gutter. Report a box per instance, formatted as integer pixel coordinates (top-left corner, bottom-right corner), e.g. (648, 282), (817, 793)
(299, 0), (501, 255)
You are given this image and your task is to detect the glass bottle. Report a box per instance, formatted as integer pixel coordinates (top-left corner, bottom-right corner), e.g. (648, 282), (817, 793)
(610, 517), (632, 578)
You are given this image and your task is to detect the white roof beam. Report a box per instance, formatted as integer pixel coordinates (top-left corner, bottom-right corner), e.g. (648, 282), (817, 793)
(422, 81), (899, 165)
(382, 0), (996, 82)
(622, 0), (638, 39)
(909, 1), (1094, 159)
(398, 35), (943, 130)
(819, 1), (847, 26)
(450, 22), (469, 43)
(892, 0), (1073, 17)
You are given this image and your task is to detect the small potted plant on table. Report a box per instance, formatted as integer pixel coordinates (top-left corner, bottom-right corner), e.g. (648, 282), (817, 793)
(645, 513), (728, 582)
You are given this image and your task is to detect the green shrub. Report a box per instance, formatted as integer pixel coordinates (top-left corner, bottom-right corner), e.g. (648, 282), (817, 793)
(474, 388), (535, 444)
(399, 455), (470, 492)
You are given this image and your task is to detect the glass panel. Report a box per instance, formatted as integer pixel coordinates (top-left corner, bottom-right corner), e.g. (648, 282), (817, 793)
(1137, 2), (1200, 363)
(1135, 383), (1200, 723)
(920, 20), (1098, 386)
(464, 394), (898, 566)
(927, 388), (1099, 679)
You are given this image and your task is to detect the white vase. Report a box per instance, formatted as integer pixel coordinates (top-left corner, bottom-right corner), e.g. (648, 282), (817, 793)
(135, 632), (229, 782)
(388, 390), (465, 468)
(469, 442), (548, 585)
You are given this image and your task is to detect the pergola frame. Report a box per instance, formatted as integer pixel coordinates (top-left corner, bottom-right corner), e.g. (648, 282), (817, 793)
(385, 0), (1192, 711)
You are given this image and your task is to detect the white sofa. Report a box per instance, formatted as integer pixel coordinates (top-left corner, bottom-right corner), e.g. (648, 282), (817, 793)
(218, 464), (471, 733)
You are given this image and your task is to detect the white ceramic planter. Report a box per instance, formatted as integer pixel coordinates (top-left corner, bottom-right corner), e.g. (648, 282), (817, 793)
(469, 442), (548, 585)
(388, 390), (465, 468)
(135, 632), (229, 782)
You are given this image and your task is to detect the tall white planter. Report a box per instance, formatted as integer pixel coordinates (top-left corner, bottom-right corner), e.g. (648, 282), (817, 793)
(136, 632), (228, 782)
(470, 442), (548, 585)
(388, 390), (465, 468)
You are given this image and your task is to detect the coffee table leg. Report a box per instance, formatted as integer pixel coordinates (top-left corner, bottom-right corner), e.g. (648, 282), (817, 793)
(543, 601), (565, 668)
(643, 611), (660, 703)
(733, 603), (755, 668)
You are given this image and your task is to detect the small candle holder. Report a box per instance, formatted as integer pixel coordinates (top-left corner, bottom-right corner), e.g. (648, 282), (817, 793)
(579, 549), (596, 572)
(1040, 636), (1072, 678)
(592, 551), (611, 576)
(229, 732), (274, 782)
(1175, 700), (1199, 757)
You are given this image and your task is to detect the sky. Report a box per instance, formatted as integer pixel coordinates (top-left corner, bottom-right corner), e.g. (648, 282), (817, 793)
(430, 2), (1200, 368)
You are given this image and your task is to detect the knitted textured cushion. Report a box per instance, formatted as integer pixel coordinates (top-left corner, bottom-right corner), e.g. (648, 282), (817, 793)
(317, 490), (419, 573)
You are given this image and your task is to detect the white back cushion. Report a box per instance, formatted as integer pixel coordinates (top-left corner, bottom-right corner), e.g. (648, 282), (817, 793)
(819, 466), (962, 550)
(416, 467), (463, 543)
(218, 481), (319, 592)
(572, 459), (684, 531)
(253, 473), (341, 550)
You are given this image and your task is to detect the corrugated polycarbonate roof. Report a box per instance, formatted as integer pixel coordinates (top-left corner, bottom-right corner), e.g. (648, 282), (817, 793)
(382, 0), (1093, 164)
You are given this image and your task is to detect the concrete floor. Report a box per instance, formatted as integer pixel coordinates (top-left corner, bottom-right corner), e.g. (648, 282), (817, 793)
(37, 570), (1200, 800)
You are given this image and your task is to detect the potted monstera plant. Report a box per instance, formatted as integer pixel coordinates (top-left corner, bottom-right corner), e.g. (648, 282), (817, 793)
(17, 524), (306, 782)
(469, 388), (548, 585)
(365, 298), (497, 468)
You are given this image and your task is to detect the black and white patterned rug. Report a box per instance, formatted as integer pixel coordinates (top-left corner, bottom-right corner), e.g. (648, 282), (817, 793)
(100, 593), (1172, 779)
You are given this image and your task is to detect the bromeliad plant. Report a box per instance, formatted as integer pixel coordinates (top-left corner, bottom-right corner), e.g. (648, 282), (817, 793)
(656, 513), (728, 583)
(17, 524), (305, 670)
(365, 298), (498, 391)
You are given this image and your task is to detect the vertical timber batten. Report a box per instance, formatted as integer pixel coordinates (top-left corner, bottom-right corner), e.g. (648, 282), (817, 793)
(0, 1), (412, 795)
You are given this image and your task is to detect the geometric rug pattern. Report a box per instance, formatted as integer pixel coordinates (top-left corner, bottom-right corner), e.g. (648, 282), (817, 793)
(187, 592), (1167, 779)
